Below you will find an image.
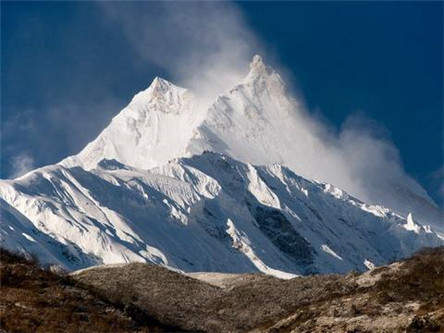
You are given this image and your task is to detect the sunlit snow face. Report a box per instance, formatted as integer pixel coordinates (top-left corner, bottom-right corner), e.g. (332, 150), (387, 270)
(58, 51), (441, 234)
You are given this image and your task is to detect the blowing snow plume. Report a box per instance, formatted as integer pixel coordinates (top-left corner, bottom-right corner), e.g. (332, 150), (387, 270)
(9, 153), (35, 179)
(93, 2), (442, 229)
(99, 1), (260, 105)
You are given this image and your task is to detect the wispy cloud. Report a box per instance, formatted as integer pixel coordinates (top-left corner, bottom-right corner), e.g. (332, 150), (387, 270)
(97, 1), (440, 219)
(9, 152), (35, 179)
(426, 165), (444, 207)
(99, 2), (261, 104)
(1, 98), (123, 179)
(3, 2), (439, 222)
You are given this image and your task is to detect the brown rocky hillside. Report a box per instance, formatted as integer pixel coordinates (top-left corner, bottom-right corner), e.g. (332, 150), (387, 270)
(1, 247), (443, 332)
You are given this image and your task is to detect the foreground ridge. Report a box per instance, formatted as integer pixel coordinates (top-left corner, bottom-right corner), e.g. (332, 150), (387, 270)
(4, 246), (442, 332)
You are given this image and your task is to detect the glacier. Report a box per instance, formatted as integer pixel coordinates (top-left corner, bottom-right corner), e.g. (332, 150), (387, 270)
(1, 55), (443, 275)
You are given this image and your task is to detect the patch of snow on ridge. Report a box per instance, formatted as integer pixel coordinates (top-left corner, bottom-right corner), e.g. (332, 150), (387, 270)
(321, 245), (343, 261)
(364, 259), (376, 270)
(404, 213), (421, 234)
(226, 219), (297, 279)
(324, 184), (348, 200)
(246, 163), (281, 208)
(22, 233), (36, 243)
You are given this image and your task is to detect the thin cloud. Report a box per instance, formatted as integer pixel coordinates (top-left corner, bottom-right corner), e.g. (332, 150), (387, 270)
(99, 1), (261, 104)
(1, 97), (124, 180)
(426, 165), (444, 207)
(9, 152), (35, 179)
(97, 1), (441, 224)
(2, 2), (439, 226)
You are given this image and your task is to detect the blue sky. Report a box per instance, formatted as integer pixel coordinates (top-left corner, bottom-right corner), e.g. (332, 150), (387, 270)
(1, 1), (442, 205)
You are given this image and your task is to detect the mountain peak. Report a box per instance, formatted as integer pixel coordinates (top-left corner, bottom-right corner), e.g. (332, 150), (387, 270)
(250, 54), (266, 71)
(244, 54), (272, 81)
(149, 76), (175, 93)
(128, 76), (190, 111)
(143, 76), (187, 98)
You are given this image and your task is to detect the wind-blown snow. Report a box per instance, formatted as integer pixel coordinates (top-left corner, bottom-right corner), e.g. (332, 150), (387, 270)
(60, 56), (442, 231)
(2, 56), (442, 276)
(404, 213), (421, 234)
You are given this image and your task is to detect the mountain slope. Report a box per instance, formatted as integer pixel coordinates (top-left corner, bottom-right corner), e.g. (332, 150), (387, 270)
(1, 55), (442, 276)
(61, 77), (200, 171)
(0, 248), (173, 333)
(60, 56), (442, 230)
(71, 247), (444, 333)
(1, 152), (442, 275)
(2, 244), (442, 333)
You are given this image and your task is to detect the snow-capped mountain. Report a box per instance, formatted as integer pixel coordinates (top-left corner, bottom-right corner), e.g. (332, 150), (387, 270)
(1, 56), (442, 276)
(61, 55), (442, 230)
(62, 76), (200, 171)
(1, 153), (442, 276)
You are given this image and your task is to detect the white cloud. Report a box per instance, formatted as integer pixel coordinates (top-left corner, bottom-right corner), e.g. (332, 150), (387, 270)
(99, 2), (261, 105)
(95, 2), (441, 224)
(9, 153), (35, 179)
